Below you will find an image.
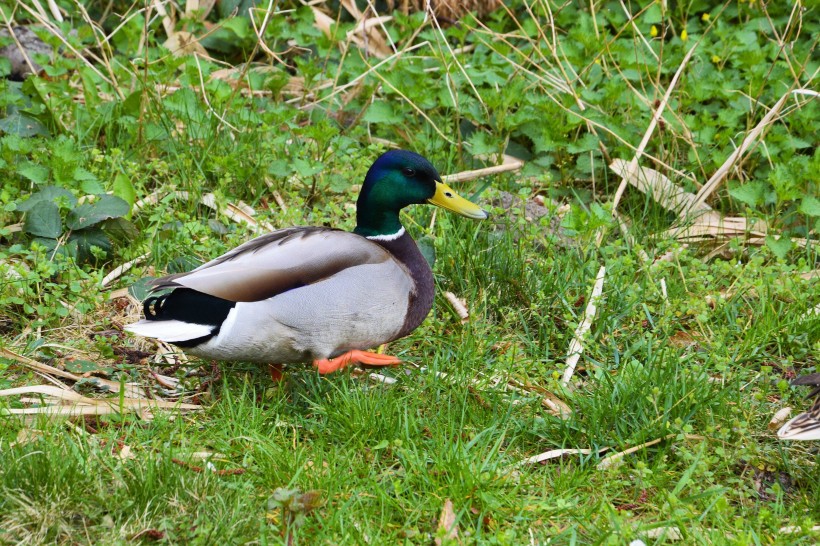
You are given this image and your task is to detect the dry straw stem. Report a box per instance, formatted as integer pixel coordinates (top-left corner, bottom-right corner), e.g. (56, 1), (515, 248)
(504, 375), (571, 418)
(42, 0), (63, 22)
(688, 88), (819, 213)
(561, 265), (606, 385)
(185, 0), (216, 19)
(367, 62), (455, 144)
(251, 0), (291, 65)
(596, 433), (705, 470)
(610, 159), (712, 221)
(150, 0), (175, 38)
(14, 0), (122, 96)
(643, 527), (683, 541)
(780, 526), (820, 534)
(520, 447), (608, 466)
(426, 2), (487, 115)
(608, 160), (809, 249)
(415, 365), (571, 418)
(0, 385), (200, 419)
(340, 0), (395, 59)
(607, 39), (700, 220)
(100, 253), (150, 288)
(0, 347), (147, 397)
(1, 347), (79, 384)
(442, 155), (524, 183)
(509, 0), (611, 166)
(310, 41), (429, 107)
(134, 191), (272, 232)
(468, 15), (682, 175)
(0, 12), (39, 77)
(193, 54), (239, 131)
(800, 269), (819, 281)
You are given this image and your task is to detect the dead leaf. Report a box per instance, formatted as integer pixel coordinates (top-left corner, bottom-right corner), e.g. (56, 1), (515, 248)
(164, 30), (208, 57)
(769, 407), (792, 430)
(644, 526), (683, 540)
(609, 159), (710, 219)
(11, 428), (44, 447)
(435, 498), (458, 545)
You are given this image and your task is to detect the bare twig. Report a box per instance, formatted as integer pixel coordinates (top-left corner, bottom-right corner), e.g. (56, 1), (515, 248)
(562, 266), (606, 385)
(442, 156), (524, 183)
(100, 254), (150, 288)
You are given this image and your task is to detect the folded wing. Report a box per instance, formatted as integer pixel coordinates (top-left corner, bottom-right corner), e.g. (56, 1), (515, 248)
(151, 227), (393, 302)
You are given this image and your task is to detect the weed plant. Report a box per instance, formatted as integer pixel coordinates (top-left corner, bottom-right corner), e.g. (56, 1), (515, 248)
(0, 0), (818, 543)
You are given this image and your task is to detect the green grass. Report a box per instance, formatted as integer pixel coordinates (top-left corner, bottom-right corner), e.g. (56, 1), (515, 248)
(1, 0), (819, 544)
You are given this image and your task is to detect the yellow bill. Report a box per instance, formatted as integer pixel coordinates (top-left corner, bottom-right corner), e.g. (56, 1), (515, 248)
(428, 181), (488, 220)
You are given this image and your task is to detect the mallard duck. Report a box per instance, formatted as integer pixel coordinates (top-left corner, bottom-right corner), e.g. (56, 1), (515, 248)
(125, 150), (487, 374)
(777, 373), (820, 440)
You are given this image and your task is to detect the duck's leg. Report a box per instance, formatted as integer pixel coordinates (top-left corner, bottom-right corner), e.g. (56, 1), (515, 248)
(268, 363), (285, 382)
(313, 350), (401, 374)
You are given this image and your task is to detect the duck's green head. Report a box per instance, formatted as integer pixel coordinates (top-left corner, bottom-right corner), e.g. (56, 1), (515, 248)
(354, 150), (488, 238)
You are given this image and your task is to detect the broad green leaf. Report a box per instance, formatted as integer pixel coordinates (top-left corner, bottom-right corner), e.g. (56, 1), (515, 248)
(23, 200), (62, 238)
(112, 173), (137, 208)
(0, 111), (49, 137)
(128, 277), (156, 301)
(566, 133), (600, 154)
(79, 67), (101, 109)
(16, 162), (50, 184)
(101, 217), (139, 242)
(200, 15), (253, 53)
(69, 227), (112, 263)
(217, 0), (255, 18)
(292, 158), (323, 178)
(208, 219), (229, 235)
(33, 236), (75, 260)
(16, 186), (77, 211)
(735, 30), (758, 48)
(765, 235), (791, 259)
(468, 131), (497, 156)
(642, 3), (662, 24)
(80, 179), (106, 195)
(266, 159), (291, 178)
(76, 168), (104, 194)
(167, 255), (201, 274)
(728, 182), (765, 208)
(66, 195), (130, 230)
(64, 359), (104, 373)
(798, 196), (820, 217)
(363, 102), (402, 124)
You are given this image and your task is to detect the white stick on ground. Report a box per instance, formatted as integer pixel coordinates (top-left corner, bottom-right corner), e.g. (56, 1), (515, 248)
(444, 291), (469, 323)
(562, 265), (606, 385)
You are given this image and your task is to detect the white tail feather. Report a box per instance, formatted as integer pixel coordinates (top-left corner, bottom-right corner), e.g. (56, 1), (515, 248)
(777, 414), (820, 440)
(125, 319), (213, 343)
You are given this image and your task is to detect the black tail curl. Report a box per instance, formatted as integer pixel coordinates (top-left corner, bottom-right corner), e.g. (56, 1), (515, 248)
(143, 294), (170, 320)
(138, 288), (236, 348)
(141, 288), (235, 328)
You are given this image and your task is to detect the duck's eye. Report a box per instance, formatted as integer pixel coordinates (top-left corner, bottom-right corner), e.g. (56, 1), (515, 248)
(402, 167), (416, 177)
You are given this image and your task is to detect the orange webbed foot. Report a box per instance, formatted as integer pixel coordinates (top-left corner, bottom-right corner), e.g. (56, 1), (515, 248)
(313, 350), (401, 375)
